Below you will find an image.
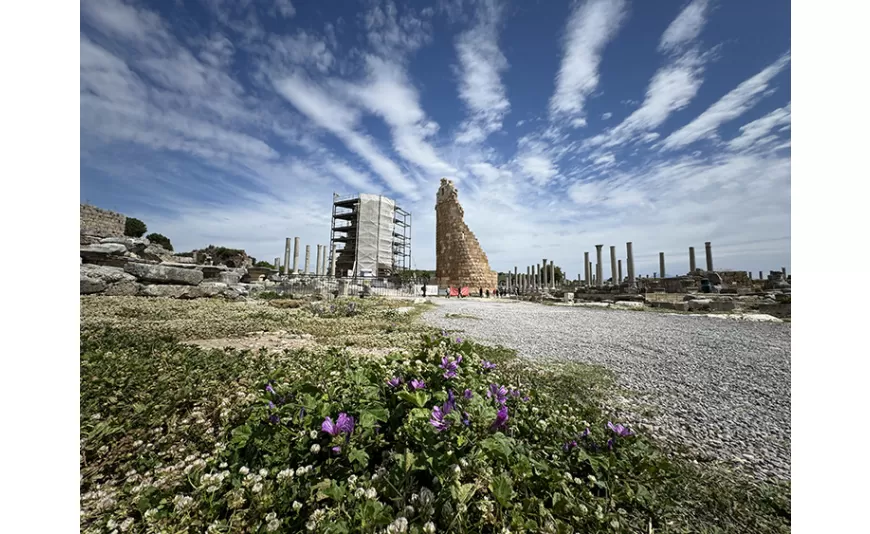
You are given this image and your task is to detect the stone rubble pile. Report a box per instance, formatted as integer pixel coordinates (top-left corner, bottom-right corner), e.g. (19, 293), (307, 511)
(80, 237), (263, 299)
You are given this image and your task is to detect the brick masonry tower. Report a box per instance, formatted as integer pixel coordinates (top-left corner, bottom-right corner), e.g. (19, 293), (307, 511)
(435, 178), (498, 290)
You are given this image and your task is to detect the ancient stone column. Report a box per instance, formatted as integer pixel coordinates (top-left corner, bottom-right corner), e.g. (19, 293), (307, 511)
(610, 246), (617, 286)
(283, 238), (292, 275)
(759, 270), (763, 280)
(584, 252), (590, 287)
(618, 259), (623, 284)
(588, 261), (593, 288)
(542, 258), (548, 287)
(274, 257), (280, 270)
(322, 248), (328, 277)
(304, 245), (311, 274)
(659, 252), (666, 279)
(330, 245), (337, 277)
(293, 237), (301, 273)
(748, 271), (753, 280)
(705, 241), (713, 272)
(781, 267), (787, 276)
(514, 266), (518, 289)
(549, 260), (555, 289)
(595, 245), (603, 288)
(315, 245), (322, 276)
(689, 246), (696, 273)
(626, 242), (636, 285)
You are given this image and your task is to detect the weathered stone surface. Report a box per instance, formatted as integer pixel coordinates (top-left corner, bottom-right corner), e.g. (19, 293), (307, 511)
(80, 204), (126, 238)
(139, 284), (192, 298)
(219, 271), (242, 284)
(124, 262), (204, 285)
(687, 299), (713, 311)
(104, 281), (141, 296)
(100, 237), (150, 252)
(563, 292), (575, 302)
(435, 178), (498, 290)
(186, 282), (229, 299)
(80, 275), (106, 294)
(201, 265), (229, 279)
(81, 243), (128, 256)
(229, 283), (250, 296)
(158, 262), (200, 270)
(81, 264), (137, 284)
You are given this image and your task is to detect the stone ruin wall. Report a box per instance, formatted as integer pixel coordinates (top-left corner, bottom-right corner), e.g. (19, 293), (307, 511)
(435, 178), (498, 290)
(81, 204), (126, 241)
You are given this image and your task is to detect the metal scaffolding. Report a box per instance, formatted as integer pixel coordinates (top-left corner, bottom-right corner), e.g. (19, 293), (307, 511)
(329, 193), (411, 278)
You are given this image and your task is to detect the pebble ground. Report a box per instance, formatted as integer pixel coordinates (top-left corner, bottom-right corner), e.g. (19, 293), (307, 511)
(421, 298), (791, 481)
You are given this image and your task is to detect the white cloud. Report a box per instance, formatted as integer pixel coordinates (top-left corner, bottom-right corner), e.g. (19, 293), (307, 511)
(592, 153), (616, 167)
(601, 112), (612, 120)
(364, 0), (434, 58)
(339, 56), (456, 176)
(661, 52), (791, 150)
(519, 155), (559, 185)
(326, 162), (381, 193)
(727, 103), (791, 151)
(454, 0), (510, 144)
(659, 0), (709, 54)
(549, 0), (628, 122)
(274, 73), (419, 198)
(272, 0), (296, 18)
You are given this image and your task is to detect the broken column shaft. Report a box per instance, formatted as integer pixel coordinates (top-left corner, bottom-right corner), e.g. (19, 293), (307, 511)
(595, 245), (603, 288)
(705, 241), (713, 272)
(689, 246), (696, 273)
(610, 246), (617, 286)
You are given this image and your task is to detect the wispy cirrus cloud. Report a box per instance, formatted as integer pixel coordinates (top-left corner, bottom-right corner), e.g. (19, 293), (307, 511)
(727, 103), (791, 152)
(549, 0), (628, 127)
(454, 0), (511, 144)
(660, 52), (791, 150)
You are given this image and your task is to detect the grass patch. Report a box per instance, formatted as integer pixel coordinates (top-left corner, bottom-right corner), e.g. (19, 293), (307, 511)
(80, 297), (789, 533)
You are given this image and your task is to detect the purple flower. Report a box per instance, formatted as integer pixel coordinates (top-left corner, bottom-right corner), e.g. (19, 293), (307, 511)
(332, 446), (342, 454)
(410, 379), (426, 390)
(607, 422), (633, 437)
(486, 384), (509, 405)
(299, 407), (306, 419)
(580, 427), (590, 439)
(456, 337), (462, 343)
(337, 413), (355, 435)
(481, 361), (496, 371)
(268, 401), (276, 410)
(562, 440), (578, 452)
(269, 414), (280, 424)
(510, 389), (521, 398)
(607, 438), (614, 451)
(322, 416), (340, 436)
(429, 406), (449, 432)
(445, 390), (456, 414)
(462, 412), (471, 426)
(387, 376), (403, 388)
(522, 396), (530, 402)
(440, 355), (462, 379)
(491, 405), (509, 430)
(265, 384), (275, 394)
(463, 389), (473, 399)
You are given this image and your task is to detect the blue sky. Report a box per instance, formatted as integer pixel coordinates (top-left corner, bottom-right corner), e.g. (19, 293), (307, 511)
(80, 0), (791, 276)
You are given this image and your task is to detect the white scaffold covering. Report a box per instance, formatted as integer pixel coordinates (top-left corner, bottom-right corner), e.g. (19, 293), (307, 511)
(356, 194), (396, 275)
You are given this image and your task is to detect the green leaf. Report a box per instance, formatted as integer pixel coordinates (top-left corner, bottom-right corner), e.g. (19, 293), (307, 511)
(230, 424), (251, 448)
(360, 407), (390, 428)
(348, 448), (369, 467)
(490, 473), (513, 509)
(480, 435), (513, 463)
(322, 482), (346, 502)
(451, 483), (476, 504)
(404, 450), (416, 472)
(398, 391), (430, 408)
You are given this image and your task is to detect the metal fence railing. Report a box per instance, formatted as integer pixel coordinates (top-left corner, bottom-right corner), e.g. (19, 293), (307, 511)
(266, 276), (421, 298)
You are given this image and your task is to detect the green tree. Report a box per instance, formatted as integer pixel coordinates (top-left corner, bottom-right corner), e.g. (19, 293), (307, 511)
(255, 260), (276, 269)
(146, 233), (173, 251)
(124, 217), (147, 238)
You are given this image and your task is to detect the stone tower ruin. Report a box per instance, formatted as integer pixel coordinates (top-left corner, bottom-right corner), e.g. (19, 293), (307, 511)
(435, 178), (498, 290)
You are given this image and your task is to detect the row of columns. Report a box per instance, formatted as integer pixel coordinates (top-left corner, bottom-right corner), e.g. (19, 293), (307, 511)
(276, 237), (338, 277)
(504, 261), (558, 291)
(578, 241), (719, 286)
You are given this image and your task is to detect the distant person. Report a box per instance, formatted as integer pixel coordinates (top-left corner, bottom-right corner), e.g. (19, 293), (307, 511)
(422, 284), (427, 298)
(479, 287), (483, 298)
(486, 289), (490, 298)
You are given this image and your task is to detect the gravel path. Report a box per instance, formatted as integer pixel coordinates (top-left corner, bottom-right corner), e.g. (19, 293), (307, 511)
(421, 298), (791, 481)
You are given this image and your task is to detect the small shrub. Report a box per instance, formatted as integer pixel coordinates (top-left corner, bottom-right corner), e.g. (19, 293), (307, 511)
(255, 260), (276, 269)
(124, 217), (147, 237)
(269, 299), (306, 309)
(146, 232), (173, 251)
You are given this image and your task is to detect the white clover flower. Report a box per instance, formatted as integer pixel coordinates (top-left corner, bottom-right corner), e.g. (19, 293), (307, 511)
(206, 485), (219, 493)
(348, 474), (358, 486)
(310, 430), (319, 440)
(305, 465), (313, 474)
(92, 413), (101, 420)
(252, 483), (263, 493)
(563, 472), (573, 481)
(266, 519), (280, 532)
(119, 518), (133, 532)
(306, 521), (316, 531)
(219, 462), (228, 469)
(259, 468), (269, 477)
(132, 440), (143, 447)
(107, 519), (117, 530)
(292, 501), (303, 511)
(295, 467), (306, 477)
(365, 487), (377, 499)
(410, 493), (419, 502)
(354, 488), (365, 499)
(266, 512), (277, 521)
(393, 517), (409, 533)
(310, 444), (321, 454)
(239, 466), (250, 475)
(459, 458), (469, 468)
(423, 522), (436, 534)
(143, 509), (158, 523)
(452, 465), (461, 476)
